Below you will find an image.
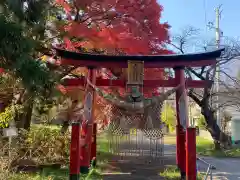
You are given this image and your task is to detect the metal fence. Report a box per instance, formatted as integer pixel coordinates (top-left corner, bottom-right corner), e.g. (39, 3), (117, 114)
(107, 128), (164, 164)
(197, 157), (216, 180)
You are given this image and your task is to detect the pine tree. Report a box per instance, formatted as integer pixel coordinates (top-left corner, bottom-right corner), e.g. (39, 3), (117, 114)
(0, 1), (59, 129)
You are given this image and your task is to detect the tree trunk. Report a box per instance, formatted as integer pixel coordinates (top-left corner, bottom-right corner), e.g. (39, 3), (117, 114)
(15, 91), (33, 130)
(202, 105), (231, 149)
(15, 101), (33, 130)
(23, 100), (33, 130)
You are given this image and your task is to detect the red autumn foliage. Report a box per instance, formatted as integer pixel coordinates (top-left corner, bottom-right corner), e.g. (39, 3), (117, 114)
(56, 0), (172, 85)
(56, 0), (172, 128)
(56, 0), (172, 55)
(56, 0), (171, 86)
(56, 0), (173, 90)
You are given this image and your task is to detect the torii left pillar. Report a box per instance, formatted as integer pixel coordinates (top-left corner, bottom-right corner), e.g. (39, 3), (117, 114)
(91, 123), (97, 167)
(80, 67), (96, 174)
(186, 127), (197, 180)
(69, 121), (81, 180)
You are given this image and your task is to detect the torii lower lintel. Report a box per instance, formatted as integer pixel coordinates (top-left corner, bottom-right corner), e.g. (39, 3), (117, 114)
(63, 77), (210, 89)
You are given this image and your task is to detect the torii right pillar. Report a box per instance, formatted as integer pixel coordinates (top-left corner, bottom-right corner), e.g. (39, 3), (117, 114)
(175, 67), (197, 180)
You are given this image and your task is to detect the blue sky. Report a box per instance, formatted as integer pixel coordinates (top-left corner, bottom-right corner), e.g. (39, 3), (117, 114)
(158, 0), (240, 77)
(159, 0), (240, 38)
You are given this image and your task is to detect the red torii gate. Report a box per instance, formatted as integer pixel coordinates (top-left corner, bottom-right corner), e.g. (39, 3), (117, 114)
(55, 48), (224, 180)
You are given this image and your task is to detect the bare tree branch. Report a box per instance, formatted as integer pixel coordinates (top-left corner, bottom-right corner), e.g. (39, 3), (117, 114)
(169, 26), (240, 148)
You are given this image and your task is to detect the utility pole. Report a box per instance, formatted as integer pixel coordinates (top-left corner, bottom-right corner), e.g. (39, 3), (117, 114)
(215, 5), (222, 128)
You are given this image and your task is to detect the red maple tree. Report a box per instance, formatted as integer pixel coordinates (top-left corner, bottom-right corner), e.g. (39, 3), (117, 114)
(56, 0), (172, 80)
(56, 0), (172, 129)
(56, 0), (171, 55)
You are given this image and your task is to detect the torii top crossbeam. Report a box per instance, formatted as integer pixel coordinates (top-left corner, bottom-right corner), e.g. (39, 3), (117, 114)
(55, 48), (224, 88)
(55, 48), (224, 68)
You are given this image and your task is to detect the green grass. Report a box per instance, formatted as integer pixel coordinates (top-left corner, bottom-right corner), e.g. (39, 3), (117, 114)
(4, 167), (102, 180)
(164, 135), (176, 144)
(165, 135), (240, 158)
(97, 133), (113, 163)
(97, 133), (109, 153)
(196, 136), (214, 154)
(160, 165), (203, 180)
(196, 136), (240, 157)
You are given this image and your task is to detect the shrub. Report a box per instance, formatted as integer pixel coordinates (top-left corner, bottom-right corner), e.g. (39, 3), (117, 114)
(22, 125), (71, 164)
(0, 125), (71, 167)
(161, 103), (176, 132)
(197, 115), (207, 130)
(0, 105), (23, 128)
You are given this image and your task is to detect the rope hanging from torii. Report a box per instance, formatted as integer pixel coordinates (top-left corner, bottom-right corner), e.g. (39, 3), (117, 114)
(59, 60), (181, 138)
(87, 78), (180, 138)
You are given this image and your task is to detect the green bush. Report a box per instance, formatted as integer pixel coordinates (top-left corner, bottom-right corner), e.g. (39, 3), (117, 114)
(161, 103), (176, 132)
(0, 104), (23, 128)
(16, 125), (71, 164)
(197, 115), (207, 130)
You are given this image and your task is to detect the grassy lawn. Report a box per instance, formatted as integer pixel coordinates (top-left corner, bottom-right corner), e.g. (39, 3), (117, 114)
(164, 135), (176, 144)
(165, 135), (240, 158)
(196, 136), (240, 158)
(160, 165), (204, 180)
(5, 168), (102, 180)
